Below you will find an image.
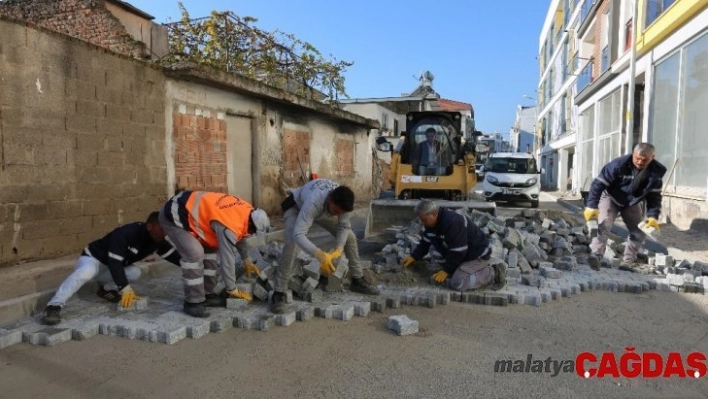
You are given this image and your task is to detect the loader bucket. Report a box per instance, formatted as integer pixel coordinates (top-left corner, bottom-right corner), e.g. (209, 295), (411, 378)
(365, 199), (496, 238)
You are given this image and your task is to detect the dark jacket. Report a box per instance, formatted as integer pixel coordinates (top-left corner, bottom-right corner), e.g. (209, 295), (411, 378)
(587, 154), (667, 218)
(83, 222), (181, 290)
(410, 207), (489, 274)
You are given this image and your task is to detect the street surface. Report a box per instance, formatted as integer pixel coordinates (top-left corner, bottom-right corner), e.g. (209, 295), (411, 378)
(1, 192), (707, 398)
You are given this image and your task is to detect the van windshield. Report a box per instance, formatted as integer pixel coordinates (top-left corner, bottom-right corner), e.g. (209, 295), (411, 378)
(486, 157), (538, 174)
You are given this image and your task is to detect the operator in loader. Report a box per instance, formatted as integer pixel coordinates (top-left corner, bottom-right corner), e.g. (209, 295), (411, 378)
(159, 191), (271, 318)
(401, 199), (507, 291)
(43, 211), (181, 325)
(272, 178), (380, 314)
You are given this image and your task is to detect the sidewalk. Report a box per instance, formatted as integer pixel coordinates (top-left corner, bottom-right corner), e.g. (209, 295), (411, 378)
(543, 190), (708, 264)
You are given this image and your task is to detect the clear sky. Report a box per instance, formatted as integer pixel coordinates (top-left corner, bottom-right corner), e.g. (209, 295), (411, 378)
(129, 0), (548, 135)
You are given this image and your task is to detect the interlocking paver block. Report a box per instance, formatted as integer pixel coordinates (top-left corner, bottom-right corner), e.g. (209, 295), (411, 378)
(387, 315), (419, 336)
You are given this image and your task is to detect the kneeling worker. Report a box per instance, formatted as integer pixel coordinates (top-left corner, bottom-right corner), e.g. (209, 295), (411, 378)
(43, 211), (181, 325)
(401, 199), (506, 291)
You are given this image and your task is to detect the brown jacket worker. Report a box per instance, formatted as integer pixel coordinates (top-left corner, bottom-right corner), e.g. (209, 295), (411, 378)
(584, 143), (667, 270)
(401, 199), (506, 291)
(159, 191), (270, 318)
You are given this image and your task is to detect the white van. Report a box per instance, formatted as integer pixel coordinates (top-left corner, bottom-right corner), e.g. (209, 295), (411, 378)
(482, 152), (541, 208)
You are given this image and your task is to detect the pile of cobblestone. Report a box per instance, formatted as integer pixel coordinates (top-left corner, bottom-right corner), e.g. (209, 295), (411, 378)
(370, 208), (708, 295)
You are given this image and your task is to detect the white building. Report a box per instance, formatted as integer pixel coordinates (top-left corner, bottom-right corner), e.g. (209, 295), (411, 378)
(510, 105), (538, 154)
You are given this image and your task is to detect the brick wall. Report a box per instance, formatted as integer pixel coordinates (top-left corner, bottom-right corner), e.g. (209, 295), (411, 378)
(0, 18), (167, 267)
(592, 0), (610, 79)
(172, 108), (228, 192)
(0, 0), (146, 58)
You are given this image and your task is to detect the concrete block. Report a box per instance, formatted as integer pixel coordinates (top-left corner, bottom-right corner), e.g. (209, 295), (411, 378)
(211, 317), (234, 333)
(370, 298), (387, 312)
(540, 266), (561, 279)
(235, 315), (259, 330)
(252, 283), (269, 301)
(655, 254), (674, 267)
(235, 283), (253, 295)
(303, 261), (321, 280)
(302, 277), (319, 293)
(387, 315), (419, 336)
(333, 257), (350, 279)
(226, 298), (249, 310)
(683, 282), (705, 294)
(304, 289), (323, 303)
(353, 302), (371, 317)
(29, 327), (72, 346)
(186, 323), (211, 339)
(259, 315), (275, 331)
(0, 329), (23, 349)
(276, 312), (297, 326)
(334, 305), (355, 321)
(315, 305), (336, 319)
(71, 323), (100, 341)
(450, 291), (462, 302)
(436, 292), (451, 305)
(326, 276), (344, 292)
(158, 327), (187, 345)
(296, 306), (315, 321)
(385, 297), (402, 309)
(522, 294), (542, 307)
(666, 273), (685, 286)
(483, 293), (509, 306)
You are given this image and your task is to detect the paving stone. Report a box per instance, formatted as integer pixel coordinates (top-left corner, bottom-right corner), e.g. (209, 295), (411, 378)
(369, 297), (387, 312)
(158, 326), (187, 345)
(302, 277), (319, 293)
(29, 327), (72, 346)
(0, 329), (23, 349)
(252, 283), (269, 301)
(385, 297), (401, 309)
(259, 315), (276, 331)
(226, 298), (249, 310)
(276, 312), (297, 326)
(303, 261), (321, 280)
(315, 305), (336, 319)
(353, 302), (371, 317)
(666, 273), (685, 286)
(304, 289), (324, 303)
(296, 306), (315, 321)
(483, 293), (509, 306)
(235, 315), (260, 330)
(436, 292), (451, 305)
(387, 315), (419, 336)
(71, 322), (100, 341)
(116, 297), (149, 312)
(210, 317), (234, 333)
(333, 305), (355, 321)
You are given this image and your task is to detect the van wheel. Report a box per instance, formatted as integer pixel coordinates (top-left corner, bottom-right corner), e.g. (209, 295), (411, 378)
(530, 200), (539, 208)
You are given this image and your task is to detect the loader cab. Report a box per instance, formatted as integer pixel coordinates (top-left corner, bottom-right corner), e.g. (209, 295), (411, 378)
(402, 112), (463, 176)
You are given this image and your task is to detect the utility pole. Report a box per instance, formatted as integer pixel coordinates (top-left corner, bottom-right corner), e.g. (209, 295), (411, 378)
(625, 0), (640, 154)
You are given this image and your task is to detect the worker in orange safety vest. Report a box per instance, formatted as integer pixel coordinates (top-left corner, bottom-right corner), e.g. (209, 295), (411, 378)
(159, 191), (270, 318)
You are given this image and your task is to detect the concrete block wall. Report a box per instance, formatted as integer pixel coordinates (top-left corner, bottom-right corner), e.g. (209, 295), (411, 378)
(0, 18), (167, 267)
(0, 0), (147, 58)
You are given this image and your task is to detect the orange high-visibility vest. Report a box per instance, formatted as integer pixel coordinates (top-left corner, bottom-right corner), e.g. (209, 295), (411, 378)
(185, 192), (252, 248)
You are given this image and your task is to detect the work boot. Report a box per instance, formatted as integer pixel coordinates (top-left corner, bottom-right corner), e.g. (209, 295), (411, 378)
(96, 286), (121, 303)
(350, 277), (380, 295)
(203, 293), (226, 307)
(183, 301), (210, 318)
(270, 291), (292, 314)
(43, 305), (62, 326)
(491, 263), (507, 291)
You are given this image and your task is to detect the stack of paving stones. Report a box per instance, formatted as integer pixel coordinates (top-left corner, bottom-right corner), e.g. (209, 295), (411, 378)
(2, 209), (706, 350)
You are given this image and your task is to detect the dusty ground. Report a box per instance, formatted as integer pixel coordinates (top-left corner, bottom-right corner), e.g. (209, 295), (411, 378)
(1, 290), (707, 398)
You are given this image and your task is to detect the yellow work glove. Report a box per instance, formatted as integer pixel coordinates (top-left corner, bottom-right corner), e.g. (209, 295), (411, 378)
(314, 249), (336, 276)
(584, 208), (599, 222)
(329, 248), (343, 259)
(402, 256), (415, 268)
(119, 285), (139, 308)
(244, 261), (260, 279)
(227, 288), (252, 302)
(433, 270), (449, 284)
(645, 217), (661, 232)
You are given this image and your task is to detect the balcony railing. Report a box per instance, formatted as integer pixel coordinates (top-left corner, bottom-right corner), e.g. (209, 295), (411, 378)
(601, 45), (609, 73)
(576, 60), (594, 93)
